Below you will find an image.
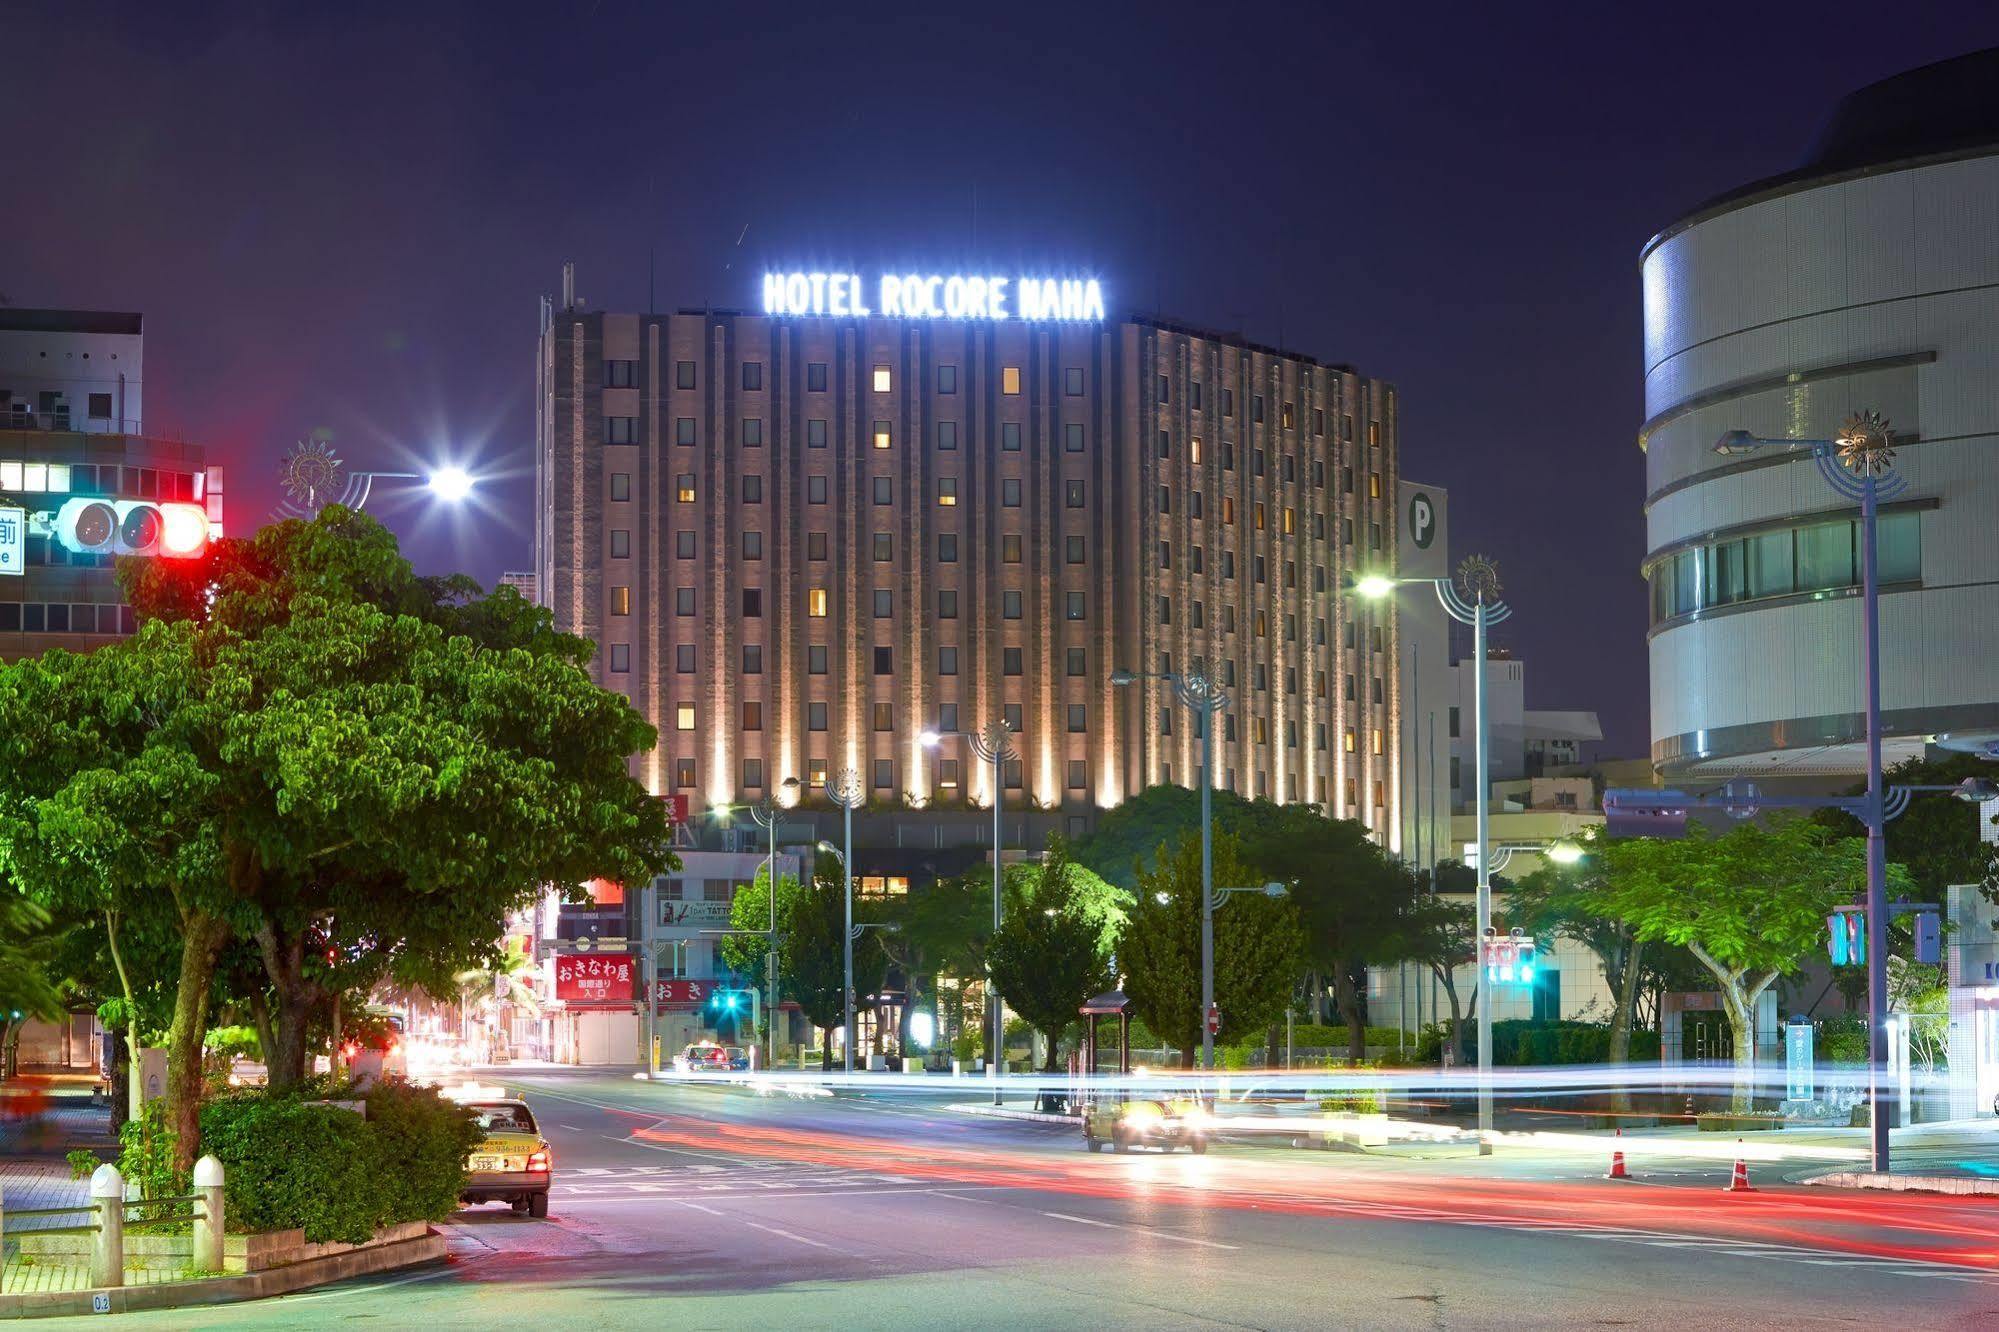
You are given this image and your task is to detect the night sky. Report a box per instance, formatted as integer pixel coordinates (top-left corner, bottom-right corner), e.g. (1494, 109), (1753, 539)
(7, 2), (1996, 757)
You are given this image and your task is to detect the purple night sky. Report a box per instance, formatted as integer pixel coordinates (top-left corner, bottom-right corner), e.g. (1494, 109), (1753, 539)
(7, 1), (1995, 758)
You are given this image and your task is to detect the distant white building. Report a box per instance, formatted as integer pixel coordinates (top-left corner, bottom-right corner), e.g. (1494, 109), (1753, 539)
(0, 308), (144, 433)
(498, 570), (537, 603)
(1447, 652), (1602, 808)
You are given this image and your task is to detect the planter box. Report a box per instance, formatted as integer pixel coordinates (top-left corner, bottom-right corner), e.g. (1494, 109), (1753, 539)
(1695, 1113), (1784, 1133)
(18, 1220), (434, 1276)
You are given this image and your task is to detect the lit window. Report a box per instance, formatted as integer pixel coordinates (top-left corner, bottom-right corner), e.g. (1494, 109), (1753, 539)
(807, 588), (828, 617)
(1002, 366), (1021, 395)
(873, 420), (892, 449)
(1191, 437), (1202, 464)
(809, 759), (828, 788)
(1283, 508), (1295, 534)
(676, 704), (695, 731)
(610, 586), (631, 616)
(48, 463), (70, 492)
(1369, 473), (1382, 498)
(1344, 729), (1357, 753)
(1372, 730), (1384, 755)
(939, 760), (960, 790)
(1255, 503), (1266, 531)
(22, 463), (46, 492)
(938, 477), (958, 506)
(677, 474), (696, 502)
(873, 365), (893, 393)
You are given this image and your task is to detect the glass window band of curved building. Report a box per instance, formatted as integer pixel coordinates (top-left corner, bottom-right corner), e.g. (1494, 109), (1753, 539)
(1646, 510), (1921, 631)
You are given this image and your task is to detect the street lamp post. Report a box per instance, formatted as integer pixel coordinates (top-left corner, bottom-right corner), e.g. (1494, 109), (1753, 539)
(1112, 669), (1230, 1069)
(922, 720), (1017, 1105)
(740, 778), (801, 1073)
(1358, 558), (1509, 1153)
(826, 769), (864, 1074)
(1713, 412), (1908, 1171)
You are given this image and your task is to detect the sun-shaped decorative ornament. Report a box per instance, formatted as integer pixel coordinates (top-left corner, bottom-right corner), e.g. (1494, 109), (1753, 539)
(1456, 554), (1502, 603)
(279, 439), (345, 513)
(1834, 410), (1896, 478)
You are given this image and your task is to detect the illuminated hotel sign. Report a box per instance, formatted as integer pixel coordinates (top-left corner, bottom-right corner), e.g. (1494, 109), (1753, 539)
(761, 272), (1105, 322)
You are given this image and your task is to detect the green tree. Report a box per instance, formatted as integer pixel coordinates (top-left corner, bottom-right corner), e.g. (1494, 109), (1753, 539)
(989, 837), (1115, 1071)
(1123, 833), (1303, 1066)
(1069, 784), (1255, 889)
(878, 871), (990, 1057)
(721, 863), (804, 1042)
(1816, 754), (1999, 900)
(114, 508), (672, 1100)
(1396, 894), (1476, 1063)
(1588, 817), (1904, 1110)
(1237, 804), (1414, 1060)
(778, 866), (882, 1068)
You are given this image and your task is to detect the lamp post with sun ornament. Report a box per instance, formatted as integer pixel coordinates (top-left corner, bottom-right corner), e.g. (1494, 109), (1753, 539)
(1713, 409), (1911, 1170)
(1356, 553), (1509, 1152)
(276, 439), (476, 520)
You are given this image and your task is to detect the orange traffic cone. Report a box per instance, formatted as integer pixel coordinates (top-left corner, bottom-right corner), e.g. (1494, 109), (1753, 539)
(1607, 1129), (1628, 1180)
(1724, 1140), (1755, 1193)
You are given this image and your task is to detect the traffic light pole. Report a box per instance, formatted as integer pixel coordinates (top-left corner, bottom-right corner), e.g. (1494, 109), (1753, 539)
(1858, 472), (1892, 1173)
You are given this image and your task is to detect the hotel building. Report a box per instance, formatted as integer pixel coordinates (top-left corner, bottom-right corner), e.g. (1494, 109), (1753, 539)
(535, 268), (1404, 842)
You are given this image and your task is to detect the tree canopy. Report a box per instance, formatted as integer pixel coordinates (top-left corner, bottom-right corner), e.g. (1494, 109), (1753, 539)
(988, 837), (1115, 1070)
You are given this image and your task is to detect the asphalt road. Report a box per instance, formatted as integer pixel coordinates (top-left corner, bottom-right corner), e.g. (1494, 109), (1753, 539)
(65, 1069), (1999, 1330)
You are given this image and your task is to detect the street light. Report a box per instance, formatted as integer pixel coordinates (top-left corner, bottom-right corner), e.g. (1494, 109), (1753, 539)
(1709, 410), (1914, 1172)
(427, 467), (476, 503)
(921, 720), (1017, 1103)
(275, 440), (482, 517)
(1357, 556), (1509, 1153)
(720, 779), (800, 1071)
(824, 770), (864, 1074)
(1111, 668), (1231, 1070)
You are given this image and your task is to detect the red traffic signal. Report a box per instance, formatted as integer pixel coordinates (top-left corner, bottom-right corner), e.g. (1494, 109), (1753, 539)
(54, 498), (210, 558)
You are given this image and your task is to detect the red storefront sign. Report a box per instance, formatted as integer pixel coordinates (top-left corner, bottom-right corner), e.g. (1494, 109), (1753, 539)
(663, 793), (690, 825)
(646, 978), (718, 1007)
(554, 953), (636, 1007)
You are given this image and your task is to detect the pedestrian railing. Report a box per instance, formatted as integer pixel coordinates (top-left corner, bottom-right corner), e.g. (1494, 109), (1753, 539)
(0, 1158), (225, 1289)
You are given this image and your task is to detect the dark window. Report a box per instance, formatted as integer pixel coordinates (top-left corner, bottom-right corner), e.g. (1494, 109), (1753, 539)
(1449, 706), (1460, 738)
(807, 418), (828, 447)
(873, 532), (893, 561)
(807, 362), (828, 392)
(1065, 367), (1084, 396)
(1003, 478), (1021, 507)
(807, 531), (828, 560)
(1157, 374), (1169, 403)
(1066, 647), (1085, 676)
(743, 757), (764, 789)
(940, 646), (959, 675)
(606, 360), (636, 387)
(1002, 534), (1021, 563)
(676, 644), (695, 673)
(939, 589), (959, 618)
(742, 417), (763, 446)
(1003, 590), (1023, 619)
(939, 533), (958, 562)
(609, 529), (631, 558)
(1066, 536), (1085, 564)
(1067, 704), (1086, 733)
(1002, 422), (1021, 451)
(808, 474), (828, 504)
(1221, 387), (1234, 417)
(609, 643), (630, 672)
(809, 702), (828, 731)
(609, 471), (631, 501)
(874, 759), (894, 790)
(937, 420), (958, 450)
(1066, 480), (1085, 508)
(606, 416), (636, 444)
(874, 646), (893, 675)
(742, 361), (763, 391)
(809, 645), (829, 674)
(874, 589), (892, 618)
(741, 588), (762, 617)
(873, 476), (893, 505)
(1004, 647), (1023, 675)
(743, 644), (762, 674)
(87, 392), (113, 419)
(675, 417), (696, 446)
(743, 700), (763, 730)
(1064, 423), (1084, 452)
(1065, 592), (1085, 621)
(742, 476), (762, 504)
(874, 702), (893, 731)
(675, 361), (696, 390)
(742, 530), (762, 559)
(938, 364), (958, 394)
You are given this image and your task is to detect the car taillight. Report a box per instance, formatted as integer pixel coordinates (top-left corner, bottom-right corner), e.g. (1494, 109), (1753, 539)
(527, 1148), (551, 1171)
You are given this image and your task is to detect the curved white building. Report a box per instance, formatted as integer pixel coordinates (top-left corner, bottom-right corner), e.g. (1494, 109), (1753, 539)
(1640, 49), (1999, 775)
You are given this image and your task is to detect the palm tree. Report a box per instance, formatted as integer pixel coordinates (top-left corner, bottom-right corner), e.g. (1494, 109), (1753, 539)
(454, 940), (539, 1061)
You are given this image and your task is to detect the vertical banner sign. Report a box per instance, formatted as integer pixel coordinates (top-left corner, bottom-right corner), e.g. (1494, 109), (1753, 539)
(554, 953), (636, 1006)
(1785, 1019), (1814, 1101)
(0, 505), (23, 576)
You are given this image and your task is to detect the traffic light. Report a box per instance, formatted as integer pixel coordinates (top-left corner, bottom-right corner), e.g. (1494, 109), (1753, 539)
(1482, 928), (1538, 985)
(53, 497), (210, 558)
(1828, 911), (1864, 966)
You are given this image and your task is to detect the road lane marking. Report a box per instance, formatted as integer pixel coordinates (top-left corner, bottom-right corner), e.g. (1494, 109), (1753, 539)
(677, 1201), (727, 1216)
(743, 1220), (833, 1249)
(1039, 1210), (1238, 1249)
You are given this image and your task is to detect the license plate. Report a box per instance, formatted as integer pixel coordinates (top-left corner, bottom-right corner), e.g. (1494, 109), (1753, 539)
(471, 1155), (506, 1171)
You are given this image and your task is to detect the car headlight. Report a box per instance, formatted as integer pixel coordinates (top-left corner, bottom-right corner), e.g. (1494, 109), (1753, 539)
(1124, 1106), (1162, 1128)
(1179, 1106), (1211, 1130)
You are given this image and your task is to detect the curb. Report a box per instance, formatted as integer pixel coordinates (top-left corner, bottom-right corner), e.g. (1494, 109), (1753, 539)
(948, 1103), (1083, 1125)
(0, 1229), (446, 1320)
(1804, 1171), (1999, 1196)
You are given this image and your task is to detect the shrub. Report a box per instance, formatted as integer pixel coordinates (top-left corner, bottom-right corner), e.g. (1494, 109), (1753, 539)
(200, 1095), (382, 1244)
(117, 1099), (187, 1201)
(362, 1082), (480, 1225)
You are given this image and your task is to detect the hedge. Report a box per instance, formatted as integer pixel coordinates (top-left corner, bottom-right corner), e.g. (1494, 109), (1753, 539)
(194, 1081), (481, 1244)
(1418, 1020), (1662, 1066)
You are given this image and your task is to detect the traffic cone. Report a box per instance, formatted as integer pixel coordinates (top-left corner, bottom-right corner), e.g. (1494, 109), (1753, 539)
(1724, 1141), (1755, 1193)
(1606, 1129), (1628, 1180)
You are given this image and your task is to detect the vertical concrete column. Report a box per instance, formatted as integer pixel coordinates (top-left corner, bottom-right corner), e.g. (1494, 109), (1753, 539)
(192, 1155), (225, 1273)
(89, 1163), (124, 1288)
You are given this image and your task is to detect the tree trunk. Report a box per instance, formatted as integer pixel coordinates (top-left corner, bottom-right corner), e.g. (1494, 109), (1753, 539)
(1606, 938), (1645, 1113)
(103, 910), (143, 1124)
(1333, 965), (1365, 1063)
(255, 919), (316, 1091)
(1433, 966), (1463, 1068)
(821, 1028), (833, 1072)
(1043, 1030), (1063, 1073)
(246, 990), (276, 1069)
(330, 992), (345, 1077)
(164, 911), (229, 1177)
